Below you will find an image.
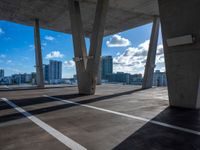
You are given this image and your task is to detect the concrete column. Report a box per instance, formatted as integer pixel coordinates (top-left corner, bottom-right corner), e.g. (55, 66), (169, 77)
(68, 0), (88, 94)
(68, 0), (109, 94)
(34, 18), (44, 88)
(142, 16), (160, 89)
(158, 0), (200, 109)
(86, 0), (109, 94)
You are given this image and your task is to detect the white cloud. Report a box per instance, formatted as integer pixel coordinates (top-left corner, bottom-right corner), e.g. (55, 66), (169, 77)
(28, 44), (35, 51)
(138, 40), (150, 50)
(45, 35), (55, 41)
(7, 60), (12, 63)
(4, 37), (11, 40)
(155, 44), (165, 64)
(42, 42), (47, 46)
(156, 55), (165, 64)
(29, 44), (34, 48)
(46, 51), (64, 59)
(0, 28), (4, 34)
(113, 40), (164, 74)
(22, 57), (29, 61)
(106, 34), (131, 47)
(64, 60), (75, 68)
(6, 67), (20, 74)
(0, 54), (6, 58)
(116, 52), (121, 56)
(157, 44), (164, 55)
(0, 55), (13, 64)
(160, 67), (166, 72)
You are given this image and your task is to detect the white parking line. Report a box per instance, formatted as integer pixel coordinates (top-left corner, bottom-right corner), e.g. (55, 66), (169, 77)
(44, 95), (200, 136)
(1, 98), (87, 150)
(3, 85), (11, 89)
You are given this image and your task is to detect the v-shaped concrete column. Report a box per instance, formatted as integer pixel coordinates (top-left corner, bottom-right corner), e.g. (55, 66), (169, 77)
(142, 16), (160, 89)
(68, 0), (109, 95)
(34, 19), (44, 88)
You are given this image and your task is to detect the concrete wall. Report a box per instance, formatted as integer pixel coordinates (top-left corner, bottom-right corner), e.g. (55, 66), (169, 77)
(158, 0), (200, 108)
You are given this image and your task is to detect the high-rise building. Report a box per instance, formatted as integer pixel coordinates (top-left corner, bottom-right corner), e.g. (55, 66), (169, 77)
(0, 69), (4, 79)
(153, 70), (167, 86)
(43, 64), (50, 83)
(101, 56), (113, 79)
(49, 60), (62, 83)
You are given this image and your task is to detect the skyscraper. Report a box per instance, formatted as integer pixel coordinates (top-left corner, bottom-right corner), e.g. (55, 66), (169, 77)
(49, 60), (62, 83)
(0, 69), (4, 79)
(101, 56), (113, 79)
(43, 64), (50, 83)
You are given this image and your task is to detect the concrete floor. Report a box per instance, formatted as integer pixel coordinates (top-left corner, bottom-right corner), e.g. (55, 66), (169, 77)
(0, 85), (200, 150)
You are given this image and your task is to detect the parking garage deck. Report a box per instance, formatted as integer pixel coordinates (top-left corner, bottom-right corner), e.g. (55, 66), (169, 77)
(0, 85), (200, 150)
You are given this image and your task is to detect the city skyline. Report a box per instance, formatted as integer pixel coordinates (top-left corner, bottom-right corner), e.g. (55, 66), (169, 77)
(0, 59), (167, 87)
(0, 21), (164, 78)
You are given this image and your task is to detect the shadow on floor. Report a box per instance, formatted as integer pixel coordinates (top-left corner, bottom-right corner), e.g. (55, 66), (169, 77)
(55, 88), (143, 105)
(113, 107), (200, 150)
(0, 94), (83, 111)
(0, 87), (143, 112)
(0, 85), (75, 92)
(0, 88), (142, 123)
(1, 90), (200, 149)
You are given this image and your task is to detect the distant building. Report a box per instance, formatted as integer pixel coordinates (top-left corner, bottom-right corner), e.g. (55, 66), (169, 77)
(129, 74), (143, 85)
(22, 73), (32, 83)
(105, 72), (143, 85)
(153, 70), (167, 86)
(0, 72), (37, 85)
(0, 69), (4, 79)
(11, 73), (34, 84)
(43, 64), (50, 83)
(101, 56), (113, 79)
(107, 72), (130, 84)
(49, 60), (62, 84)
(31, 72), (37, 84)
(12, 74), (22, 84)
(0, 76), (12, 85)
(73, 74), (77, 80)
(2, 76), (12, 85)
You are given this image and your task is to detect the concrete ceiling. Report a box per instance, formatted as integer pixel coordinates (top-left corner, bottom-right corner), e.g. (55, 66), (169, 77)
(0, 0), (159, 36)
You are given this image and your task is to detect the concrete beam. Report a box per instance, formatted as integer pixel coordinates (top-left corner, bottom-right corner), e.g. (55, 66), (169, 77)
(34, 19), (44, 88)
(158, 0), (200, 109)
(0, 0), (158, 37)
(69, 0), (109, 95)
(142, 16), (160, 89)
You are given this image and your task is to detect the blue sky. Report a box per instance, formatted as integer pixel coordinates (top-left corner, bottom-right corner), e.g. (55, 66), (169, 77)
(0, 21), (165, 78)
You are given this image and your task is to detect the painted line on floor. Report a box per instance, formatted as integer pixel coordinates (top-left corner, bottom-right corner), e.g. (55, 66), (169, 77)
(3, 85), (11, 89)
(44, 95), (200, 136)
(1, 98), (87, 150)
